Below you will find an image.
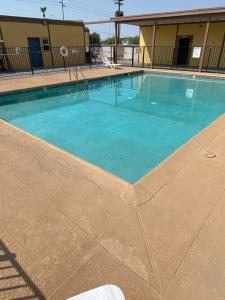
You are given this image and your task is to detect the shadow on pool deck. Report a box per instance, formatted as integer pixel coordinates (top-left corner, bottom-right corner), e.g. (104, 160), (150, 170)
(0, 240), (46, 300)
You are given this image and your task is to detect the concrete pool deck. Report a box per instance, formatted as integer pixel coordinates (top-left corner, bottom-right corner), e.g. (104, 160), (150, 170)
(1, 67), (225, 300)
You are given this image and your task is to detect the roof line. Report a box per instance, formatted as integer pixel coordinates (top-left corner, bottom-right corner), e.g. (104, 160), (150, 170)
(110, 6), (225, 22)
(84, 20), (112, 25)
(0, 15), (83, 26)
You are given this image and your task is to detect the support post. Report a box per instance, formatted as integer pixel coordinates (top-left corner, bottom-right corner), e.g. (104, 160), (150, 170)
(172, 24), (180, 66)
(142, 46), (145, 67)
(206, 47), (212, 71)
(198, 20), (210, 72)
(89, 47), (92, 68)
(132, 46), (134, 67)
(114, 22), (118, 63)
(150, 23), (156, 69)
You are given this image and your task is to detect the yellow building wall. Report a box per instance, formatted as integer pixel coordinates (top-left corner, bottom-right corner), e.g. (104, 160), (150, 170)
(140, 25), (177, 65)
(154, 25), (177, 65)
(49, 24), (84, 46)
(178, 23), (206, 67)
(139, 26), (153, 65)
(0, 22), (46, 47)
(0, 20), (86, 70)
(205, 22), (225, 69)
(178, 23), (206, 46)
(207, 22), (225, 45)
(84, 31), (90, 48)
(155, 25), (177, 46)
(139, 21), (225, 69)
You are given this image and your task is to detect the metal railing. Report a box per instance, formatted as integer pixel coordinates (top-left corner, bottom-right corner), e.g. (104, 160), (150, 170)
(68, 66), (87, 82)
(0, 46), (89, 77)
(1, 45), (225, 78)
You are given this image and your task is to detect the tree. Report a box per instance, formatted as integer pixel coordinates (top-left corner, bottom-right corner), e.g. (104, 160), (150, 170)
(103, 36), (139, 45)
(89, 32), (101, 45)
(123, 36), (139, 44)
(40, 6), (47, 19)
(103, 36), (116, 44)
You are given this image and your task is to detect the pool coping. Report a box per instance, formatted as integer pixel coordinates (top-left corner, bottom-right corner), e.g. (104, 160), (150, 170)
(0, 67), (143, 96)
(1, 67), (225, 96)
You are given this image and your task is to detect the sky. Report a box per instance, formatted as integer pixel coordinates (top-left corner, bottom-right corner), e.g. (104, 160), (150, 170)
(1, 0), (225, 38)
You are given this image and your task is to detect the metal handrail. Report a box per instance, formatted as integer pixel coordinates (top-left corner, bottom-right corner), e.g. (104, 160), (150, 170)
(68, 66), (87, 83)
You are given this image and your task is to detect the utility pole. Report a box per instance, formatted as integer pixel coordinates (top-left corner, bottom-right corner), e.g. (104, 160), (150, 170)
(59, 0), (65, 20)
(114, 0), (124, 44)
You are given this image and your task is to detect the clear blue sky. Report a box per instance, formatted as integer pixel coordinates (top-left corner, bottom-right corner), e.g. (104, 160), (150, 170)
(1, 0), (225, 38)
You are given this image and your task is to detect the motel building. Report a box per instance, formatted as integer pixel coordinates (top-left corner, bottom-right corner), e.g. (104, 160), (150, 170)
(0, 15), (89, 72)
(111, 7), (225, 72)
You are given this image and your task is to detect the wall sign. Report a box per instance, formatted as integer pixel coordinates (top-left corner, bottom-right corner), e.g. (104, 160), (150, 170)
(192, 47), (202, 58)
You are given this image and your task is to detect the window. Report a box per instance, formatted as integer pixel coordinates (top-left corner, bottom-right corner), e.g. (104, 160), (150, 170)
(41, 37), (50, 51)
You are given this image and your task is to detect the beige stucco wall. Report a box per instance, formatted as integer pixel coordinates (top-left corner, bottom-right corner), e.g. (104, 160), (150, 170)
(205, 22), (225, 68)
(0, 20), (86, 70)
(139, 21), (225, 69)
(84, 31), (90, 48)
(140, 25), (177, 65)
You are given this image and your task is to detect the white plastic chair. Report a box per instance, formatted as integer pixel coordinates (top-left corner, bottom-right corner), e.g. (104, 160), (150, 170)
(67, 284), (126, 300)
(100, 54), (122, 69)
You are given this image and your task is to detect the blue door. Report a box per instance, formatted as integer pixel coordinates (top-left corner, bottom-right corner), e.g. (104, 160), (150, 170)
(28, 38), (43, 68)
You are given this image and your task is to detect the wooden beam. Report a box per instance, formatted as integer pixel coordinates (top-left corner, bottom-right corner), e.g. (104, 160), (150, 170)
(198, 20), (210, 72)
(150, 23), (156, 68)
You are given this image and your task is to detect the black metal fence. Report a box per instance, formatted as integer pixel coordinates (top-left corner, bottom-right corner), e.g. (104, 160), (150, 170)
(0, 46), (88, 77)
(1, 45), (225, 77)
(89, 45), (225, 72)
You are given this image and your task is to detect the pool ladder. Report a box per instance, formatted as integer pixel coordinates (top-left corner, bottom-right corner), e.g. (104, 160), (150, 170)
(68, 66), (87, 83)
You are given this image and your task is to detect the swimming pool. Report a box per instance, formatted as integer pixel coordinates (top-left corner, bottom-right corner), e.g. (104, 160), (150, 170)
(1, 72), (225, 183)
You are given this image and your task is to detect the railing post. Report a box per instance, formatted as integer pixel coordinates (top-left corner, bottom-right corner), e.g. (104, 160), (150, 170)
(111, 45), (113, 62)
(28, 49), (34, 75)
(206, 47), (212, 72)
(63, 56), (66, 72)
(151, 23), (156, 68)
(142, 46), (145, 68)
(89, 47), (92, 68)
(114, 22), (118, 63)
(132, 46), (134, 67)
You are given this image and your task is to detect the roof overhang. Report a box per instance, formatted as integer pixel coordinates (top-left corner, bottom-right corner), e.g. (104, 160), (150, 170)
(84, 20), (112, 25)
(0, 15), (83, 26)
(110, 6), (225, 26)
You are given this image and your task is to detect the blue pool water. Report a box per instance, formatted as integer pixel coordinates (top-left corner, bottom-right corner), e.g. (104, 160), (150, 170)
(1, 72), (225, 183)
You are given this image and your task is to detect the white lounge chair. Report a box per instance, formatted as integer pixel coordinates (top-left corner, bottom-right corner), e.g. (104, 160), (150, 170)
(100, 54), (122, 69)
(67, 285), (126, 300)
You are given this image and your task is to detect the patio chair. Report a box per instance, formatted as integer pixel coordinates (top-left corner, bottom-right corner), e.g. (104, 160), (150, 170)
(100, 54), (122, 69)
(67, 284), (126, 300)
